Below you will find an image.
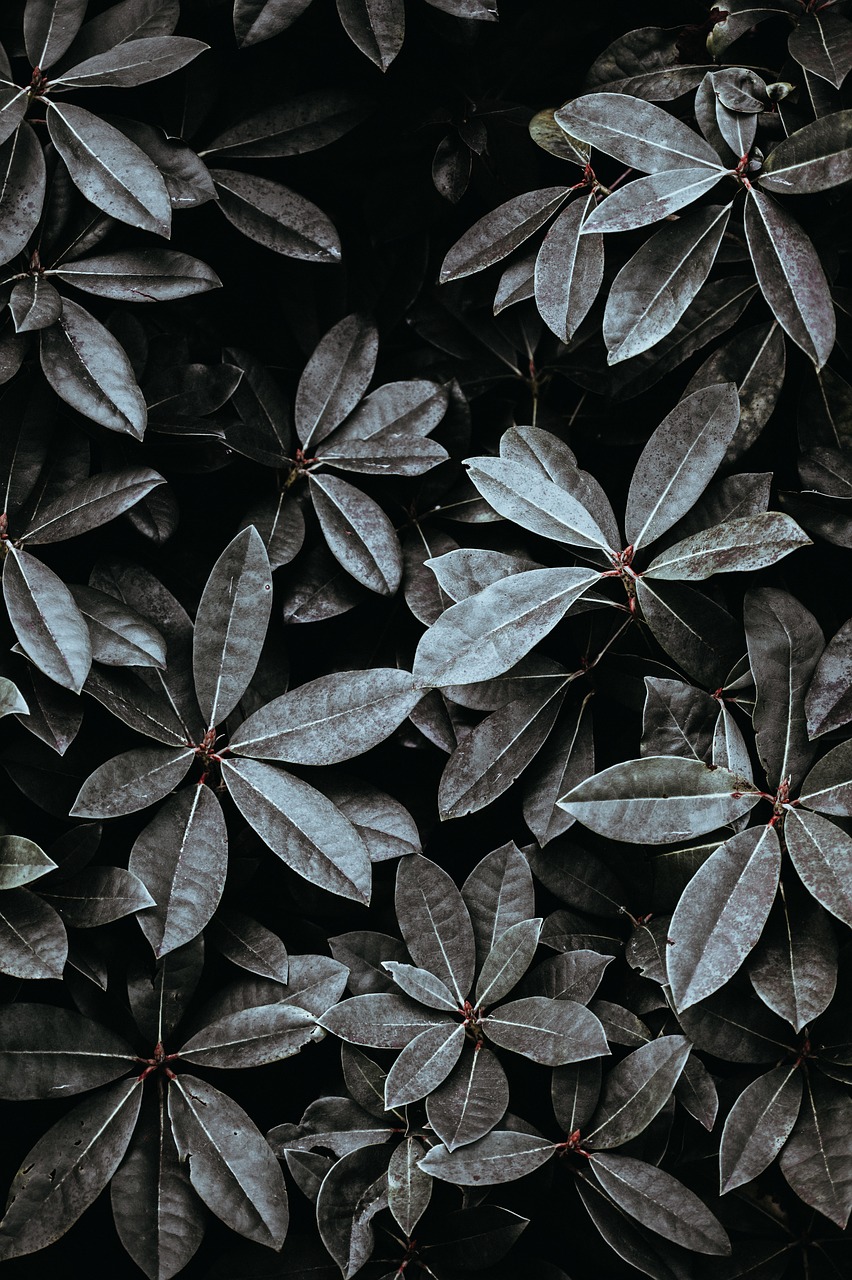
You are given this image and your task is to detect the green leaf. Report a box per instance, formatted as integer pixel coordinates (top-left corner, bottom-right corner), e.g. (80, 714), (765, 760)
(779, 1074), (852, 1228)
(0, 1003), (136, 1099)
(0, 835), (56, 889)
(3, 546), (92, 693)
(667, 825), (781, 1012)
(418, 1129), (556, 1185)
(39, 298), (147, 438)
(583, 167), (727, 234)
(384, 1021), (465, 1107)
(534, 194), (604, 343)
(625, 382), (740, 550)
(761, 110), (852, 194)
(484, 996), (609, 1066)
(559, 756), (760, 844)
(585, 1035), (691, 1149)
(426, 1043), (509, 1150)
(111, 1085), (205, 1280)
(744, 188), (835, 369)
(439, 187), (569, 282)
(310, 473), (402, 595)
(0, 889), (67, 979)
(387, 1138), (431, 1236)
(179, 1002), (318, 1069)
(211, 168), (341, 262)
(645, 513), (811, 580)
(719, 1064), (803, 1192)
(602, 204), (731, 362)
(412, 567), (601, 688)
(47, 102), (171, 235)
(231, 668), (422, 764)
(589, 1153), (730, 1254)
(465, 455), (614, 551)
(129, 784), (227, 957)
(396, 854), (475, 1003)
(222, 757), (372, 903)
(745, 587), (824, 791)
(70, 745), (194, 819)
(785, 808), (852, 927)
(53, 35), (207, 87)
(556, 93), (723, 171)
(193, 526), (272, 729)
(0, 1078), (142, 1260)
(168, 1074), (288, 1248)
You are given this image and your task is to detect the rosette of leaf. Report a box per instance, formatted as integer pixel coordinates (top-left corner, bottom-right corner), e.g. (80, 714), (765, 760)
(0, 938), (346, 1271)
(227, 313), (451, 599)
(0, 820), (157, 982)
(413, 389), (812, 711)
(318, 852), (610, 1143)
(69, 524), (432, 940)
(442, 62), (852, 384)
(231, 0), (498, 71)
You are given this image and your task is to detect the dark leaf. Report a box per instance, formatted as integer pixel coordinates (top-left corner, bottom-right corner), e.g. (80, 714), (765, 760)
(418, 1129), (555, 1185)
(53, 249), (221, 302)
(0, 888), (67, 980)
(208, 910), (288, 983)
(426, 1043), (509, 1150)
(806, 617), (852, 737)
(719, 1064), (803, 1192)
(779, 1074), (852, 1228)
(0, 1003), (136, 1099)
(53, 36), (208, 88)
(41, 865), (155, 928)
(589, 1153), (730, 1254)
(3, 547), (92, 693)
(336, 0), (404, 72)
(315, 1144), (388, 1280)
(384, 1020), (465, 1107)
(39, 299), (147, 438)
(462, 842), (535, 972)
(387, 1138), (431, 1236)
(71, 745), (194, 819)
(787, 10), (852, 89)
(784, 808), (852, 928)
(484, 996), (609, 1066)
(395, 855), (475, 1004)
(555, 93), (723, 172)
(310, 473), (402, 595)
(319, 993), (447, 1048)
(440, 187), (570, 283)
(748, 895), (837, 1030)
(534, 194), (604, 343)
(585, 1036), (691, 1149)
(24, 0), (88, 68)
(212, 169), (341, 263)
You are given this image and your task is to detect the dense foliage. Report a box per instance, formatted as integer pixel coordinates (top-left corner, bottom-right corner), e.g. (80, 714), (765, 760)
(1, 0), (851, 1277)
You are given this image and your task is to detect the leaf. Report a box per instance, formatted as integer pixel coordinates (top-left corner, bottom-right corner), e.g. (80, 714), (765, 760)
(233, 0), (314, 46)
(336, 0), (404, 71)
(624, 382), (741, 549)
(462, 842), (535, 974)
(666, 825), (781, 1012)
(310, 473), (402, 595)
(211, 168), (340, 262)
(784, 808), (852, 928)
(208, 910), (288, 983)
(635, 578), (743, 687)
(39, 299), (147, 438)
(53, 249), (221, 302)
(111, 1086), (205, 1280)
(534, 194), (605, 343)
(559, 756), (760, 844)
(524, 696), (595, 845)
(295, 315), (378, 449)
(806, 617), (852, 737)
(222, 758), (372, 903)
(426, 1043), (510, 1150)
(787, 10), (852, 88)
(748, 895), (837, 1030)
(383, 961), (458, 1011)
(583, 167), (728, 234)
(420, 1205), (529, 1272)
(484, 996), (608, 1066)
(24, 0), (88, 68)
(129, 784), (227, 957)
(0, 889), (67, 979)
(203, 89), (370, 159)
(53, 35), (207, 87)
(744, 188), (835, 369)
(439, 187), (569, 282)
(555, 93), (723, 172)
(3, 547), (92, 693)
(0, 836), (56, 889)
(47, 102), (171, 236)
(584, 27), (711, 100)
(745, 587), (823, 791)
(640, 677), (715, 761)
(602, 204), (731, 363)
(553, 1059), (602, 1133)
(761, 110), (852, 195)
(69, 585), (166, 668)
(719, 1064), (803, 1192)
(0, 1078), (142, 1260)
(193, 526), (272, 728)
(41, 866), (155, 928)
(71, 745), (194, 819)
(316, 1144), (389, 1280)
(678, 986), (795, 1065)
(179, 1002), (318, 1069)
(320, 994), (447, 1048)
(0, 1003), (136, 1099)
(384, 1021), (465, 1107)
(395, 854), (475, 1003)
(674, 1053), (718, 1131)
(0, 85), (28, 150)
(230, 669), (422, 764)
(465, 455), (613, 551)
(419, 1128), (555, 1185)
(10, 277), (61, 333)
(413, 567), (601, 688)
(21, 468), (164, 545)
(321, 779), (420, 862)
(779, 1074), (852, 1228)
(476, 919), (543, 1007)
(575, 1173), (698, 1280)
(168, 1074), (288, 1248)
(686, 322), (786, 463)
(520, 951), (613, 1005)
(585, 1036), (691, 1149)
(645, 513), (811, 580)
(0, 678), (29, 720)
(387, 1138), (431, 1236)
(58, 0), (181, 61)
(589, 1154), (730, 1255)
